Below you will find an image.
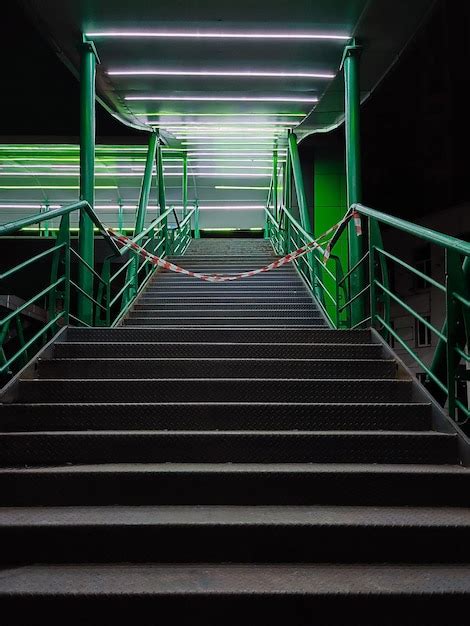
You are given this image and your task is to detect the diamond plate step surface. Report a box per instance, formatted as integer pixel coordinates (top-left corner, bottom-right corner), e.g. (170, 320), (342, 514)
(1, 237), (468, 617)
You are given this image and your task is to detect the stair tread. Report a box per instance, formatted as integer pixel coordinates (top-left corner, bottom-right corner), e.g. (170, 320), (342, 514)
(1, 462), (467, 475)
(1, 563), (470, 595)
(1, 505), (470, 527)
(44, 357), (394, 363)
(1, 430), (451, 436)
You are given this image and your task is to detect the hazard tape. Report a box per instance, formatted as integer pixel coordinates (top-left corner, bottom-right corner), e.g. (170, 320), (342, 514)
(107, 207), (361, 283)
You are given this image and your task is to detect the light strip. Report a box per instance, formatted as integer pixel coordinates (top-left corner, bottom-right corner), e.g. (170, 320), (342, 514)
(180, 142), (278, 146)
(127, 95), (318, 103)
(140, 120), (305, 125)
(86, 30), (350, 41)
(147, 113), (305, 117)
(0, 185), (117, 190)
(215, 185), (271, 190)
(169, 128), (286, 133)
(188, 152), (285, 157)
(0, 204), (62, 209)
(110, 69), (334, 79)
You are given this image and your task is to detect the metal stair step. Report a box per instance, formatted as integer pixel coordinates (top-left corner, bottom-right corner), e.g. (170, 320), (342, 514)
(15, 378), (416, 403)
(1, 463), (469, 507)
(0, 402), (432, 432)
(37, 358), (397, 380)
(0, 431), (457, 466)
(1, 563), (469, 623)
(1, 505), (470, 565)
(126, 309), (324, 319)
(52, 341), (384, 359)
(65, 327), (375, 344)
(143, 288), (311, 295)
(137, 297), (315, 304)
(123, 317), (328, 327)
(133, 303), (321, 312)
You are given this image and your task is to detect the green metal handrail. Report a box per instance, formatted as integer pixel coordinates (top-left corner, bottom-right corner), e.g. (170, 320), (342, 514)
(0, 200), (196, 376)
(264, 173), (470, 422)
(264, 205), (349, 329)
(342, 202), (469, 422)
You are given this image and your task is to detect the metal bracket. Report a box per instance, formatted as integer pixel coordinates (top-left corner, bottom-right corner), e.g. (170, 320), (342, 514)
(81, 35), (101, 64)
(340, 41), (363, 71)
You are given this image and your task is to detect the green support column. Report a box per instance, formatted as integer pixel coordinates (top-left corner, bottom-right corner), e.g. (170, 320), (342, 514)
(342, 41), (365, 325)
(288, 132), (311, 233)
(78, 37), (99, 325)
(126, 131), (158, 299)
(194, 200), (201, 239)
(156, 136), (168, 252)
(272, 142), (278, 221)
(182, 156), (188, 219)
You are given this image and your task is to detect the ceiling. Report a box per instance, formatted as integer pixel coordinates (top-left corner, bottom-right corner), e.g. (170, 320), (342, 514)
(4, 0), (437, 229)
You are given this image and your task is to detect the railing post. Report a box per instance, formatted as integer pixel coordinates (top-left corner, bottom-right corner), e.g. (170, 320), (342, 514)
(194, 200), (201, 239)
(78, 37), (99, 326)
(117, 200), (124, 232)
(287, 132), (311, 233)
(273, 142), (278, 222)
(368, 217), (378, 329)
(284, 154), (291, 212)
(156, 135), (168, 252)
(342, 40), (365, 327)
(127, 131), (158, 299)
(445, 249), (459, 420)
(182, 155), (188, 219)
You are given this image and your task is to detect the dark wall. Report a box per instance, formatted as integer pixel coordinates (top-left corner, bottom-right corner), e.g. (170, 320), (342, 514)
(0, 1), (139, 139)
(361, 0), (470, 217)
(302, 0), (470, 223)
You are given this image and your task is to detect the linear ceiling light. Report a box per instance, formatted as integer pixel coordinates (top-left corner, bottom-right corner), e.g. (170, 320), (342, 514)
(188, 152), (285, 157)
(138, 113), (305, 117)
(127, 96), (318, 103)
(215, 186), (271, 190)
(86, 30), (350, 41)
(110, 69), (334, 79)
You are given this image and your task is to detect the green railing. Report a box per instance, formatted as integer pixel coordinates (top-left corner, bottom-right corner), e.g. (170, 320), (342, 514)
(265, 206), (349, 329)
(265, 195), (470, 423)
(350, 203), (470, 424)
(0, 201), (195, 376)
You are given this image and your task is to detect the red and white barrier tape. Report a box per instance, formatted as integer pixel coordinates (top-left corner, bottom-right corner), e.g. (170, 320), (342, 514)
(107, 208), (360, 283)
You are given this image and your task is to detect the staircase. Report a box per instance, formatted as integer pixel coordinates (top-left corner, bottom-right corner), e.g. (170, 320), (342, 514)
(1, 238), (470, 624)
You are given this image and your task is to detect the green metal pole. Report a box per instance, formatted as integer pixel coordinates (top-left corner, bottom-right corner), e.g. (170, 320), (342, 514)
(273, 142), (278, 222)
(343, 41), (365, 326)
(287, 132), (311, 233)
(183, 156), (188, 219)
(78, 37), (99, 326)
(126, 132), (158, 300)
(135, 132), (158, 236)
(117, 200), (124, 233)
(156, 136), (169, 253)
(194, 200), (200, 239)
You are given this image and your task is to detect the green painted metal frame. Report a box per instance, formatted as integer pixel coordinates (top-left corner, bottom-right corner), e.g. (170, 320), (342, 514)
(0, 200), (195, 376)
(78, 37), (100, 326)
(264, 167), (470, 422)
(342, 40), (366, 327)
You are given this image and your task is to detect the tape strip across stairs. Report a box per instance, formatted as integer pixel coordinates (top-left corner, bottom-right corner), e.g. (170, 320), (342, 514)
(107, 209), (361, 283)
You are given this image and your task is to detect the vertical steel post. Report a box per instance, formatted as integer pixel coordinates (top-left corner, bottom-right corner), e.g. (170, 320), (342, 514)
(194, 200), (201, 239)
(118, 200), (124, 233)
(182, 155), (188, 219)
(78, 38), (99, 325)
(287, 132), (311, 233)
(135, 132), (158, 236)
(343, 41), (365, 326)
(156, 136), (168, 252)
(126, 131), (158, 299)
(273, 142), (278, 222)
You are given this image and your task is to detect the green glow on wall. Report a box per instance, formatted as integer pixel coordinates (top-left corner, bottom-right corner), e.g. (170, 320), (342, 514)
(314, 145), (348, 324)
